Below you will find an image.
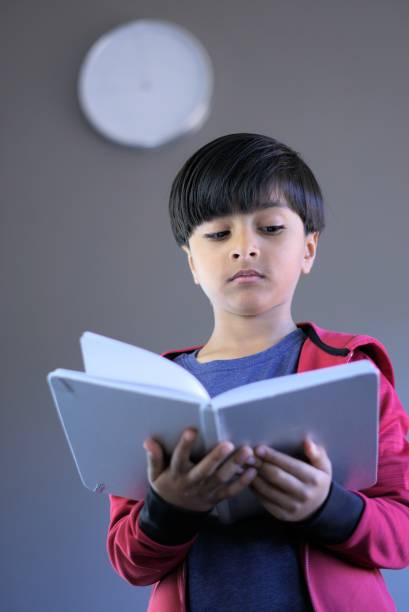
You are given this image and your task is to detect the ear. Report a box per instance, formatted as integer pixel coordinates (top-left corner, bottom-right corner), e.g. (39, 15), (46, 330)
(181, 245), (199, 284)
(301, 232), (319, 275)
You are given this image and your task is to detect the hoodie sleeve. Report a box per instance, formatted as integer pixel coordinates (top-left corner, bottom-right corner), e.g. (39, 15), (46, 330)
(317, 349), (409, 569)
(106, 487), (211, 586)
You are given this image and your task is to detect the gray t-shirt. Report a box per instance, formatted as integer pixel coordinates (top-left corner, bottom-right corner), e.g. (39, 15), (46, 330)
(173, 328), (314, 611)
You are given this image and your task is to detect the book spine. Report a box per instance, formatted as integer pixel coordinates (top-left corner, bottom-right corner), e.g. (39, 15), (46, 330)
(199, 405), (232, 523)
(199, 402), (223, 451)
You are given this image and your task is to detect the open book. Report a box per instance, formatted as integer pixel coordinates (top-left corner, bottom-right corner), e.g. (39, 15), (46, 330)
(47, 331), (380, 524)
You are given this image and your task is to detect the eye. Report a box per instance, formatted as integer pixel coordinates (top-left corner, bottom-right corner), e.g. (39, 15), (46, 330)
(204, 226), (284, 240)
(262, 225), (285, 233)
(205, 231), (230, 240)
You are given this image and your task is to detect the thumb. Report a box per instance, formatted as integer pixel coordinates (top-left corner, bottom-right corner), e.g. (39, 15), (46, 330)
(143, 439), (166, 483)
(304, 438), (332, 476)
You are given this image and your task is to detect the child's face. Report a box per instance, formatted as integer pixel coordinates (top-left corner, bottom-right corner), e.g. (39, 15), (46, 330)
(181, 194), (319, 318)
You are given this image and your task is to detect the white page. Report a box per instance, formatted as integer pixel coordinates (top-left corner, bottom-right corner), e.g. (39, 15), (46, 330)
(212, 360), (376, 410)
(212, 360), (379, 523)
(80, 331), (209, 399)
(47, 368), (209, 500)
(49, 368), (206, 405)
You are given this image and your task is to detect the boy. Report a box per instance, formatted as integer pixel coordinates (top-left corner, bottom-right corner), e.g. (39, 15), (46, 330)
(107, 133), (409, 611)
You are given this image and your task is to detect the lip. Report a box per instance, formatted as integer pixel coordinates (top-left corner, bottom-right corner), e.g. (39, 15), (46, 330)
(232, 275), (264, 283)
(229, 269), (264, 281)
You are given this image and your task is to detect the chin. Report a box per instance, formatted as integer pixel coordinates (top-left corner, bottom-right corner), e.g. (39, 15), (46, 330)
(228, 298), (275, 315)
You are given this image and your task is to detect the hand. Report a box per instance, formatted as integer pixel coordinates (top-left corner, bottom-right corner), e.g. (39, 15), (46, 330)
(249, 438), (332, 522)
(143, 428), (263, 512)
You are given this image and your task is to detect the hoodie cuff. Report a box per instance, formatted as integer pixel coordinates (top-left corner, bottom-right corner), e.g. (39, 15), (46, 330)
(138, 485), (213, 545)
(290, 480), (365, 544)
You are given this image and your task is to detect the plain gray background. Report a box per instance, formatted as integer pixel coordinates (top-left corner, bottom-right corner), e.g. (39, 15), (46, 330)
(2, 1), (409, 610)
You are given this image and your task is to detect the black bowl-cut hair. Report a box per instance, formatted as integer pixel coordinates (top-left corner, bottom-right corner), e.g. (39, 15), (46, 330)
(168, 133), (326, 248)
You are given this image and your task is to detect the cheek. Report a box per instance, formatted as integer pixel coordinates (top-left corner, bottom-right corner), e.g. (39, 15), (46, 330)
(197, 252), (220, 276)
(272, 250), (305, 283)
(194, 258), (222, 292)
(276, 242), (305, 265)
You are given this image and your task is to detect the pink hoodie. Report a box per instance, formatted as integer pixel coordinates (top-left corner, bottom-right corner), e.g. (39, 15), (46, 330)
(107, 321), (409, 611)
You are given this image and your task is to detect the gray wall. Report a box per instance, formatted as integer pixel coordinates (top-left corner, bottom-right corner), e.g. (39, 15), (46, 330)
(2, 1), (409, 610)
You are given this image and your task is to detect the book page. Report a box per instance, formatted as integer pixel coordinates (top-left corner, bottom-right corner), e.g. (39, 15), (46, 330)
(47, 368), (209, 500)
(213, 361), (380, 524)
(211, 360), (377, 410)
(80, 331), (209, 399)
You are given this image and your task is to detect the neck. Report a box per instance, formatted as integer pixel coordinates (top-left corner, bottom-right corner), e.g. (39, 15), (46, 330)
(199, 310), (298, 359)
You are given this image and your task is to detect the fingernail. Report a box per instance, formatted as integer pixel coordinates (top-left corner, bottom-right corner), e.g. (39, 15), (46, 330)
(244, 455), (256, 465)
(256, 446), (267, 457)
(222, 442), (235, 453)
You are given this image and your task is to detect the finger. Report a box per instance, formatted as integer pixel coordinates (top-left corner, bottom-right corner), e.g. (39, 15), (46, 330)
(303, 438), (333, 476)
(212, 467), (258, 503)
(251, 489), (291, 521)
(215, 447), (259, 484)
(256, 463), (309, 502)
(143, 438), (166, 483)
(250, 475), (298, 512)
(254, 445), (320, 485)
(188, 441), (236, 484)
(170, 428), (198, 474)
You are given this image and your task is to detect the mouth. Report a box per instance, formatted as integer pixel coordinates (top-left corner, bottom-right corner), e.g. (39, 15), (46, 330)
(229, 270), (265, 282)
(231, 274), (265, 283)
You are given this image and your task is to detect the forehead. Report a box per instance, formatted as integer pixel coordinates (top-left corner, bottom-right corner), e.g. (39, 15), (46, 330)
(204, 198), (292, 223)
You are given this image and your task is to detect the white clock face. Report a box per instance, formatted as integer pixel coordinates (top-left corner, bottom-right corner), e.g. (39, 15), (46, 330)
(78, 19), (214, 148)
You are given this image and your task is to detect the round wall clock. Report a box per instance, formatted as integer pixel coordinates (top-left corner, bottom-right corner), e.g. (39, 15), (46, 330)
(78, 19), (214, 148)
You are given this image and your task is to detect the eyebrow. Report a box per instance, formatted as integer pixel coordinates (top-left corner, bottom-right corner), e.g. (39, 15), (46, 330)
(257, 200), (289, 209)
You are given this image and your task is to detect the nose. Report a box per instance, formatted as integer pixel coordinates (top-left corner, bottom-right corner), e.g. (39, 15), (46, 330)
(229, 228), (260, 260)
